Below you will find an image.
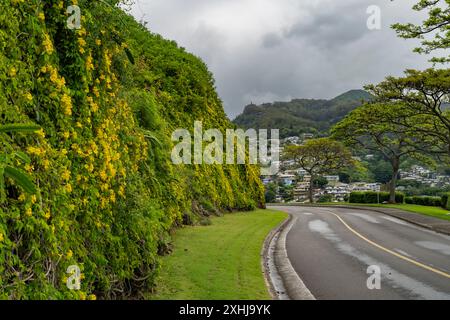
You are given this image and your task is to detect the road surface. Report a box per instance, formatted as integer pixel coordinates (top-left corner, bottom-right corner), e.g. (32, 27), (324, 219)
(272, 206), (450, 300)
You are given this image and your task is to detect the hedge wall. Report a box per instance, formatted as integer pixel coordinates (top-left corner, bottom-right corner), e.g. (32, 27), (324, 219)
(405, 196), (443, 207)
(0, 0), (264, 299)
(349, 191), (405, 204)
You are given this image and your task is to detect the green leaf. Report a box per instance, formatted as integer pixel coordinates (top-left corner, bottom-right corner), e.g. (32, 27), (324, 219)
(0, 124), (41, 134)
(4, 166), (37, 194)
(13, 151), (31, 164)
(0, 167), (5, 203)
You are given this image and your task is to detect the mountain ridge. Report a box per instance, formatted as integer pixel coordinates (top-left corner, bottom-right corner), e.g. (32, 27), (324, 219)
(233, 90), (372, 138)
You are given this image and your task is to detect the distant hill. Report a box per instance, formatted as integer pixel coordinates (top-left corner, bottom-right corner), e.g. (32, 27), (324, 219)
(233, 90), (373, 138)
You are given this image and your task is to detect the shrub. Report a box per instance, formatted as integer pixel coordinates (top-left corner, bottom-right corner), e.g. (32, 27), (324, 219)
(442, 194), (450, 210)
(406, 196), (442, 207)
(349, 191), (404, 204)
(318, 194), (333, 203)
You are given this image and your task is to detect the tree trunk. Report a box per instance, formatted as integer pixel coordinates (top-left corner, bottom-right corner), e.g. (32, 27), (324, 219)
(389, 157), (400, 204)
(308, 177), (314, 203)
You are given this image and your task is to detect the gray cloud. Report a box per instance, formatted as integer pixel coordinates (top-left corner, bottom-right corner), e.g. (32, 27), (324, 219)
(131, 0), (432, 119)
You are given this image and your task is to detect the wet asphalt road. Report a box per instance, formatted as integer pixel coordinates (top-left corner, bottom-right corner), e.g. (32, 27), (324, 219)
(271, 206), (450, 300)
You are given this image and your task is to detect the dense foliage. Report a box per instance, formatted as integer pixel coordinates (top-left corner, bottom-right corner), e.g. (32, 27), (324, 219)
(233, 90), (372, 138)
(0, 0), (263, 299)
(349, 192), (405, 204)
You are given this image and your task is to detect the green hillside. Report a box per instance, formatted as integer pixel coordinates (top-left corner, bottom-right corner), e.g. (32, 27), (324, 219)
(0, 0), (263, 299)
(233, 90), (372, 138)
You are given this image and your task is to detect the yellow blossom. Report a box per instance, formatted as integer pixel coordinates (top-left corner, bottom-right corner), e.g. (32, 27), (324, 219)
(38, 12), (45, 21)
(44, 210), (51, 220)
(31, 195), (37, 204)
(61, 94), (72, 116)
(36, 128), (45, 139)
(65, 184), (73, 193)
(25, 92), (33, 102)
(86, 55), (94, 71)
(66, 250), (73, 259)
(0, 233), (4, 242)
(42, 34), (54, 54)
(61, 170), (71, 181)
(9, 67), (17, 77)
(26, 208), (32, 217)
(18, 194), (26, 202)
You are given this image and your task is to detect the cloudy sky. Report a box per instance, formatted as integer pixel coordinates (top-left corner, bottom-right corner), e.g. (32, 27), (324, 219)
(129, 0), (431, 119)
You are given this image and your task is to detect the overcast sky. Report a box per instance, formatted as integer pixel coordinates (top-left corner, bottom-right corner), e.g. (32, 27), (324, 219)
(129, 0), (431, 119)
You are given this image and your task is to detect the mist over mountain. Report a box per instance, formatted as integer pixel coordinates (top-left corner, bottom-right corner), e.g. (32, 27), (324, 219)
(233, 90), (373, 138)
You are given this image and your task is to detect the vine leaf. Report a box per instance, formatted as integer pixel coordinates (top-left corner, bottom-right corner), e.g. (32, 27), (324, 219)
(3, 166), (37, 195)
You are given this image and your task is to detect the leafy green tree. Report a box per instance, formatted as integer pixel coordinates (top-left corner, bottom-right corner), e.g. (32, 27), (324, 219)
(365, 69), (450, 159)
(313, 176), (329, 189)
(284, 138), (354, 203)
(332, 103), (428, 203)
(392, 0), (450, 63)
(265, 183), (277, 203)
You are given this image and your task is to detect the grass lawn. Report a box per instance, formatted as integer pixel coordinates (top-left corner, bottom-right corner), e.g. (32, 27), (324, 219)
(149, 209), (287, 300)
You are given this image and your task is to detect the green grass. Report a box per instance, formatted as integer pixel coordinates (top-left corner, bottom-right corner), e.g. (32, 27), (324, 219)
(149, 209), (287, 300)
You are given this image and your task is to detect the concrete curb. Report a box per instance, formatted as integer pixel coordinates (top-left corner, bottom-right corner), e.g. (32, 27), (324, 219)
(268, 204), (450, 236)
(262, 214), (315, 300)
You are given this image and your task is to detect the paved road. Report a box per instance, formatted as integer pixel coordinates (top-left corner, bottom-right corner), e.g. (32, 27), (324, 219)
(272, 206), (450, 300)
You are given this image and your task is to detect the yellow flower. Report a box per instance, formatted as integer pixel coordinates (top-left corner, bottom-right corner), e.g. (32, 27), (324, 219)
(36, 128), (45, 139)
(25, 92), (33, 102)
(65, 184), (73, 193)
(31, 195), (37, 204)
(44, 210), (51, 220)
(38, 12), (45, 21)
(78, 38), (86, 48)
(88, 294), (97, 301)
(95, 39), (101, 46)
(62, 131), (70, 140)
(18, 193), (26, 202)
(61, 170), (71, 181)
(0, 233), (4, 242)
(66, 249), (73, 259)
(42, 34), (54, 54)
(42, 159), (50, 170)
(61, 94), (73, 116)
(99, 171), (108, 181)
(26, 208), (32, 217)
(86, 55), (94, 71)
(9, 67), (17, 77)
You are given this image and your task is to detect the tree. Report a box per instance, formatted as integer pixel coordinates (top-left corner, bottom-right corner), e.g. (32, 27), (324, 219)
(332, 103), (428, 203)
(313, 176), (329, 189)
(265, 183), (277, 203)
(392, 0), (450, 63)
(284, 138), (354, 203)
(365, 69), (450, 159)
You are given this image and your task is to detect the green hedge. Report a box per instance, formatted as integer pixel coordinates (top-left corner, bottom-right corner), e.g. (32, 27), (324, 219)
(0, 0), (264, 300)
(442, 194), (450, 210)
(349, 191), (405, 204)
(405, 196), (442, 207)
